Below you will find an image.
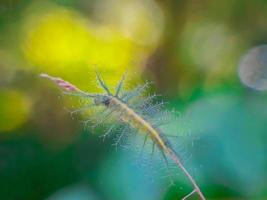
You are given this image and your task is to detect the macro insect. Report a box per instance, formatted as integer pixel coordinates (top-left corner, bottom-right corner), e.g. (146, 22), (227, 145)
(40, 72), (206, 200)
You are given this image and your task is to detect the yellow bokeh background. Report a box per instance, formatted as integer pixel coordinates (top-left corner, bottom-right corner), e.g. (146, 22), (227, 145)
(0, 90), (31, 132)
(21, 1), (163, 93)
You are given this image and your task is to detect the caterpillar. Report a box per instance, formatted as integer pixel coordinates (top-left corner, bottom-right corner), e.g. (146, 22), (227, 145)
(40, 72), (206, 200)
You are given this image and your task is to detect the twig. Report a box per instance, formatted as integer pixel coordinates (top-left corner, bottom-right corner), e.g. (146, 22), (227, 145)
(168, 150), (206, 200)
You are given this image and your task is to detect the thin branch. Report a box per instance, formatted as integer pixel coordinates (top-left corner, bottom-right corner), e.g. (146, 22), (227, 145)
(182, 189), (196, 200)
(167, 149), (206, 200)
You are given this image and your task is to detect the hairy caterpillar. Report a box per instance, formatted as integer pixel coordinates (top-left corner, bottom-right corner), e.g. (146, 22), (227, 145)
(40, 72), (206, 200)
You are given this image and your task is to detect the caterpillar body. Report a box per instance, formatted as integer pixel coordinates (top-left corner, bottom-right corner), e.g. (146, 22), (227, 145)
(40, 72), (205, 200)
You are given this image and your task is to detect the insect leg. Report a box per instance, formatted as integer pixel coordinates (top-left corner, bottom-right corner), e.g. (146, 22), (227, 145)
(141, 134), (149, 152)
(160, 149), (175, 186)
(113, 125), (130, 150)
(68, 103), (95, 117)
(122, 82), (150, 102)
(95, 71), (111, 95)
(115, 72), (127, 97)
(100, 124), (119, 141)
(151, 141), (156, 158)
(135, 93), (158, 109)
(142, 101), (165, 116)
(91, 109), (115, 129)
(138, 133), (149, 158)
(83, 118), (95, 130)
(83, 107), (108, 130)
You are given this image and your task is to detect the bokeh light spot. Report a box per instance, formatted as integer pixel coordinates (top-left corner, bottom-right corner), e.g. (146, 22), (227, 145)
(0, 90), (31, 132)
(93, 0), (164, 47)
(238, 45), (267, 91)
(22, 7), (132, 70)
(180, 21), (238, 71)
(21, 1), (164, 93)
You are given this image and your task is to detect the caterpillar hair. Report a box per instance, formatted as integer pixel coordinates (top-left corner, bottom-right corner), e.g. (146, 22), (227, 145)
(40, 72), (206, 200)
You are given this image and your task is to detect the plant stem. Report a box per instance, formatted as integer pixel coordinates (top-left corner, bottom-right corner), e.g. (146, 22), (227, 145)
(168, 149), (206, 200)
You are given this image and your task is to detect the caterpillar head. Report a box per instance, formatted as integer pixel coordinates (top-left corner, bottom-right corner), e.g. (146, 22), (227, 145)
(94, 94), (110, 106)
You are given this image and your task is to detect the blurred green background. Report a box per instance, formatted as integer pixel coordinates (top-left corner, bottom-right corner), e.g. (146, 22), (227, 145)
(0, 0), (267, 199)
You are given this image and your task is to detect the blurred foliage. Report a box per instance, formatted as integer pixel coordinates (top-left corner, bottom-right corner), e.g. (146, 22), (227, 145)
(0, 0), (267, 200)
